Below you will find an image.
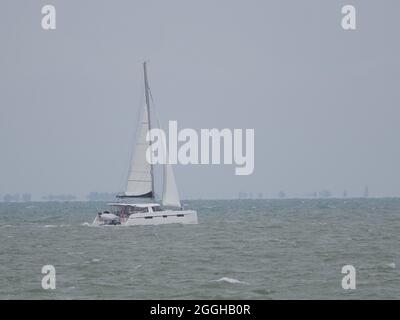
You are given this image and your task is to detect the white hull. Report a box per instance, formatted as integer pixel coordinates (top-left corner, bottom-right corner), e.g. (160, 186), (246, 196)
(92, 210), (198, 227)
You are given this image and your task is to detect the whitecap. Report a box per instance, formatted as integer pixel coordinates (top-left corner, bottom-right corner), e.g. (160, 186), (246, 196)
(67, 251), (85, 255)
(214, 277), (248, 285)
(43, 224), (57, 228)
(387, 262), (396, 269)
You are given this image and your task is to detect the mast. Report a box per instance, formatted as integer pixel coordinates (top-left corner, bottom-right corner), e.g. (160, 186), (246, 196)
(143, 62), (155, 200)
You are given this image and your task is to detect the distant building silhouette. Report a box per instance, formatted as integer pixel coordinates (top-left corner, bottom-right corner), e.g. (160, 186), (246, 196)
(22, 193), (32, 202)
(3, 194), (20, 202)
(86, 192), (118, 201)
(343, 190), (347, 198)
(364, 186), (369, 198)
(278, 191), (286, 199)
(257, 192), (263, 199)
(319, 190), (331, 198)
(42, 194), (77, 201)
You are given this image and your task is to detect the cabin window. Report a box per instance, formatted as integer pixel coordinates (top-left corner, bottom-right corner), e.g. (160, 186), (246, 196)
(144, 216), (153, 219)
(177, 214), (184, 217)
(152, 206), (162, 212)
(163, 215), (168, 218)
(129, 207), (148, 214)
(112, 209), (123, 216)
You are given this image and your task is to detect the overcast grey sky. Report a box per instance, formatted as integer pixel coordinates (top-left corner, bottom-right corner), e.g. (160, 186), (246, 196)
(1, 0), (399, 199)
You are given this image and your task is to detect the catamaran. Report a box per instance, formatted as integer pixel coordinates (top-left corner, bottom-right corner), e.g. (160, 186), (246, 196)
(92, 62), (198, 226)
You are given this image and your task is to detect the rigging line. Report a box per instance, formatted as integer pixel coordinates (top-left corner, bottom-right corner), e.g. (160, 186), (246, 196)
(148, 86), (168, 202)
(148, 86), (183, 209)
(119, 82), (146, 196)
(148, 87), (160, 129)
(144, 62), (155, 200)
(148, 87), (165, 153)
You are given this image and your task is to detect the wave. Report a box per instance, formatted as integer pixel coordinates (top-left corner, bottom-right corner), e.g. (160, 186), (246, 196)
(67, 251), (86, 255)
(213, 277), (249, 285)
(42, 224), (71, 228)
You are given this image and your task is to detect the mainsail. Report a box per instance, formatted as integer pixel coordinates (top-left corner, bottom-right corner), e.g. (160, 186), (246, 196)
(118, 62), (154, 198)
(120, 103), (153, 198)
(118, 62), (181, 208)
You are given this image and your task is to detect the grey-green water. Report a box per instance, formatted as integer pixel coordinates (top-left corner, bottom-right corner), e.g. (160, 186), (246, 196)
(1, 199), (400, 299)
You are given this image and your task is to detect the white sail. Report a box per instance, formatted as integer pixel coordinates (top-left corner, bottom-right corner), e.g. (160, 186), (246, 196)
(159, 129), (181, 207)
(162, 162), (181, 208)
(119, 61), (180, 206)
(123, 104), (153, 197)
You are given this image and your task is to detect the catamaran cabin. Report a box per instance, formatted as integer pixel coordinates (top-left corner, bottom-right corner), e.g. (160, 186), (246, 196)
(107, 203), (163, 216)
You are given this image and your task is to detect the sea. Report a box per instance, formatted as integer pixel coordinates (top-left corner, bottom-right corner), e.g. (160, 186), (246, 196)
(0, 198), (399, 299)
